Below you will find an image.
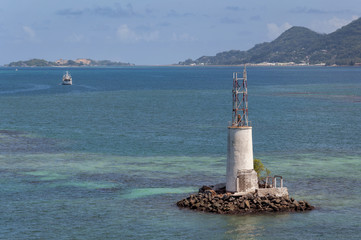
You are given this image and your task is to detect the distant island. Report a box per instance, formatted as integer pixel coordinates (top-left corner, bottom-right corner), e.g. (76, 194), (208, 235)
(179, 17), (361, 66)
(5, 58), (134, 67)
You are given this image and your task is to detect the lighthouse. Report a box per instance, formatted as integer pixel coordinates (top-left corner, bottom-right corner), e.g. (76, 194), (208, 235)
(176, 66), (307, 213)
(226, 67), (258, 193)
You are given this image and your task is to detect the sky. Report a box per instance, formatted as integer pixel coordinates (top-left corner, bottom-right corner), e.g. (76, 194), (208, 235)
(0, 0), (360, 65)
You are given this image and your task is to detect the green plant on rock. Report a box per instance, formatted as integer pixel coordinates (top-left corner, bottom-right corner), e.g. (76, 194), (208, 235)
(254, 158), (271, 182)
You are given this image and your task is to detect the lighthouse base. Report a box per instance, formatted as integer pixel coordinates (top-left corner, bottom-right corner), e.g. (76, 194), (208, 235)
(235, 169), (258, 194)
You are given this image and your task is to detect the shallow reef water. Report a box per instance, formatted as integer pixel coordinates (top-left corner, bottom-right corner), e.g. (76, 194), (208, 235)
(0, 66), (360, 239)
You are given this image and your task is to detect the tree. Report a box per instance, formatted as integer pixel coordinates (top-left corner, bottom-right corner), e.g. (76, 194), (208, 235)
(253, 158), (271, 182)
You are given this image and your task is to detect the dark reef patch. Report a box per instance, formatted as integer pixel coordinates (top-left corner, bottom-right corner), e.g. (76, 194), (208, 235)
(0, 130), (60, 153)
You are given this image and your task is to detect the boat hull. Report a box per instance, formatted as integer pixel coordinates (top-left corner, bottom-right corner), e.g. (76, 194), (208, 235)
(62, 80), (72, 85)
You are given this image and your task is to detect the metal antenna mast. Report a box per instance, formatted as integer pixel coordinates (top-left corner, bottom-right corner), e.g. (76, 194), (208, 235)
(231, 66), (249, 127)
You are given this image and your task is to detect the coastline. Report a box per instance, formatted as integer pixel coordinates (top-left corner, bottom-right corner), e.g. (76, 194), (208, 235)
(3, 63), (359, 68)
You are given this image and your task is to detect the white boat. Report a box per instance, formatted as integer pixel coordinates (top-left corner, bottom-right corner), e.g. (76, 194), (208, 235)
(62, 71), (72, 85)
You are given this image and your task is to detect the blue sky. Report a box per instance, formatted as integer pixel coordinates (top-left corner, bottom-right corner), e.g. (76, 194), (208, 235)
(0, 0), (360, 65)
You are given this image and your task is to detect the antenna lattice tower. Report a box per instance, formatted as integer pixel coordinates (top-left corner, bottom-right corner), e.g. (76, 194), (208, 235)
(231, 67), (249, 127)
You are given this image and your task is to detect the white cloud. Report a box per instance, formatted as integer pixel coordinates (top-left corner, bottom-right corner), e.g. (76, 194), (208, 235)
(311, 16), (359, 33)
(143, 30), (159, 41)
(23, 26), (36, 39)
(267, 22), (292, 40)
(171, 32), (196, 42)
(328, 16), (358, 29)
(117, 24), (159, 42)
(117, 24), (138, 41)
(66, 33), (85, 43)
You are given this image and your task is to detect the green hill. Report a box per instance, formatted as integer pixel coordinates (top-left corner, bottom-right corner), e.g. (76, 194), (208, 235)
(7, 59), (53, 67)
(179, 18), (361, 66)
(6, 58), (133, 67)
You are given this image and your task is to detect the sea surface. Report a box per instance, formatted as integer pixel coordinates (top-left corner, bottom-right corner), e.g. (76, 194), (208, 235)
(0, 66), (360, 239)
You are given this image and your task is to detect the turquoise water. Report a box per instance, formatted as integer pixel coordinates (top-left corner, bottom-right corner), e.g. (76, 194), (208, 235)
(0, 66), (360, 239)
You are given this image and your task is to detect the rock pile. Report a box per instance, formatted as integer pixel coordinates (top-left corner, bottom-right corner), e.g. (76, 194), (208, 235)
(176, 186), (314, 214)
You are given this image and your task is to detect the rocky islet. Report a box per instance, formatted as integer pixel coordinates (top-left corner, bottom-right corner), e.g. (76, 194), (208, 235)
(177, 186), (314, 215)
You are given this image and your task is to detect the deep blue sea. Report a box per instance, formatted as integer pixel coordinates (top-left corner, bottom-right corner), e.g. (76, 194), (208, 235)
(0, 66), (360, 239)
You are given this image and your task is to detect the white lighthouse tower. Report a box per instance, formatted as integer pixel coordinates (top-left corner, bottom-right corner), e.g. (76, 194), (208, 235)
(226, 67), (258, 193)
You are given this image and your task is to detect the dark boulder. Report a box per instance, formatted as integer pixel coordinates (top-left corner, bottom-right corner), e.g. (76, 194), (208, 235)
(176, 185), (315, 215)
